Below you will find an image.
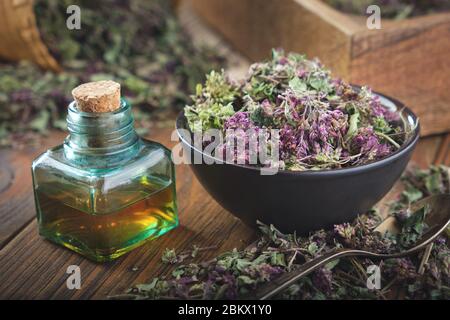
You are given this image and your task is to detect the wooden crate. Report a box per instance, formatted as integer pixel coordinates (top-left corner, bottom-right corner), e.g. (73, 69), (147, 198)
(188, 0), (450, 136)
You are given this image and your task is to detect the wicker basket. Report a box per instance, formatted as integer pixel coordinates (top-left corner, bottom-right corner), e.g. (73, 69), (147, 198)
(0, 0), (61, 71)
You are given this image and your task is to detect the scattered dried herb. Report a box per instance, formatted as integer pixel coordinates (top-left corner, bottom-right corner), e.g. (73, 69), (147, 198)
(323, 0), (450, 20)
(111, 165), (450, 300)
(185, 50), (416, 171)
(161, 245), (218, 265)
(0, 0), (222, 147)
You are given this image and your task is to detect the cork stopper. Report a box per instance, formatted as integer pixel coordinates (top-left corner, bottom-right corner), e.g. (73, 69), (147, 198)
(72, 80), (121, 113)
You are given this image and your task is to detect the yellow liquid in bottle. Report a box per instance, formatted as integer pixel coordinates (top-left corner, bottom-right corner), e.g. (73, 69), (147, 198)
(35, 176), (178, 262)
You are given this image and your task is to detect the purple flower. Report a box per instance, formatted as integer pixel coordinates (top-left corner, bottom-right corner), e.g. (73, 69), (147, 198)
(214, 265), (226, 273)
(47, 89), (71, 107)
(296, 130), (309, 159)
(224, 111), (253, 131)
(278, 57), (289, 65)
(351, 127), (392, 160)
(222, 273), (238, 299)
(376, 143), (392, 157)
(178, 276), (196, 286)
(217, 112), (273, 165)
(296, 68), (308, 78)
(334, 223), (355, 244)
(283, 91), (302, 121)
(280, 125), (298, 159)
(10, 89), (33, 103)
(261, 99), (274, 117)
(312, 267), (333, 294)
(434, 236), (446, 246)
(202, 279), (214, 299)
(387, 258), (417, 280)
(259, 264), (283, 281)
(370, 94), (400, 122)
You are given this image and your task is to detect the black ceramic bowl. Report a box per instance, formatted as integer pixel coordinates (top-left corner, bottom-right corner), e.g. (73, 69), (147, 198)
(176, 92), (420, 234)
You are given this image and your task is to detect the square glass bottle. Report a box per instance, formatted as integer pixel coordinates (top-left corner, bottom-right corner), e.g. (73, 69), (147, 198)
(32, 98), (178, 262)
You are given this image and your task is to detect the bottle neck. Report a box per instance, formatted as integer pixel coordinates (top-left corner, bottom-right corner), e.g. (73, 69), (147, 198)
(64, 99), (140, 168)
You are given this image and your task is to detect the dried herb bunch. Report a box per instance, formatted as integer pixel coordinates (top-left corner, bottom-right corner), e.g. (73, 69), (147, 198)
(113, 165), (450, 300)
(323, 0), (450, 19)
(185, 50), (416, 171)
(0, 0), (222, 147)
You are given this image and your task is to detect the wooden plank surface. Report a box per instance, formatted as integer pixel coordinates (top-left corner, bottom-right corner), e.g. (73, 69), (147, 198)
(0, 129), (448, 299)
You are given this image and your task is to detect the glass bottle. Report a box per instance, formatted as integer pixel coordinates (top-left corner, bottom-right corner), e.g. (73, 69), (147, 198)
(32, 99), (178, 262)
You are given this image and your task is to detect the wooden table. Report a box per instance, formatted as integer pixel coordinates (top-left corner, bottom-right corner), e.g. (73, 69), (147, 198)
(0, 129), (449, 299)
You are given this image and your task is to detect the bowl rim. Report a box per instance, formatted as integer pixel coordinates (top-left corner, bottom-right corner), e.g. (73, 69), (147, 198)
(176, 89), (420, 177)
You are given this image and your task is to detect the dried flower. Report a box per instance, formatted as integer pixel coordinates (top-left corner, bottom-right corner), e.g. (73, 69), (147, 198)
(185, 50), (415, 171)
(334, 223), (355, 244)
(111, 165), (450, 300)
(312, 267), (333, 294)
